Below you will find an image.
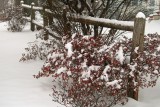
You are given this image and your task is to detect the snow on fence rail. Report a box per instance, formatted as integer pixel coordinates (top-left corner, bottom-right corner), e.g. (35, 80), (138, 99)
(21, 1), (146, 100)
(21, 4), (31, 9)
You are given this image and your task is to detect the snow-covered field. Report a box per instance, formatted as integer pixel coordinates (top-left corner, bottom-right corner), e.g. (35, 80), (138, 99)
(0, 20), (159, 107)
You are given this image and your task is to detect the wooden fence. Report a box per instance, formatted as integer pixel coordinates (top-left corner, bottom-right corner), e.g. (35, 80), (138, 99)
(21, 1), (146, 101)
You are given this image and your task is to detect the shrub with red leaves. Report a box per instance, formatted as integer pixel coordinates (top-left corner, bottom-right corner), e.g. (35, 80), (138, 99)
(34, 33), (160, 107)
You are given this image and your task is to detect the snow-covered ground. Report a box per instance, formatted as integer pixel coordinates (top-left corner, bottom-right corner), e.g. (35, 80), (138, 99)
(145, 19), (160, 34)
(0, 23), (63, 107)
(0, 19), (159, 107)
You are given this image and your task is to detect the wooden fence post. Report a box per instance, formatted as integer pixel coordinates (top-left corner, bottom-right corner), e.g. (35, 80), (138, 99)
(31, 2), (35, 31)
(132, 12), (146, 57)
(128, 12), (146, 101)
(43, 5), (49, 40)
(43, 6), (48, 27)
(20, 0), (24, 15)
(63, 6), (71, 38)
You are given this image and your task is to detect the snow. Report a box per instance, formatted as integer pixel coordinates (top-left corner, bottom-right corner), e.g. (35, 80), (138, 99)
(81, 59), (87, 68)
(154, 10), (160, 13)
(0, 18), (160, 107)
(57, 67), (67, 74)
(77, 0), (81, 9)
(139, 82), (160, 107)
(32, 20), (43, 27)
(134, 47), (139, 53)
(157, 45), (160, 51)
(87, 16), (134, 28)
(33, 6), (43, 11)
(145, 19), (160, 34)
(0, 22), (64, 107)
(153, 70), (159, 74)
(22, 16), (31, 21)
(67, 71), (72, 76)
(81, 70), (91, 79)
(88, 65), (100, 71)
(20, 0), (24, 4)
(31, 2), (35, 6)
(136, 12), (146, 19)
(114, 98), (150, 107)
(124, 16), (160, 38)
(65, 42), (73, 57)
(71, 33), (76, 39)
(22, 3), (42, 10)
(116, 46), (125, 64)
(48, 53), (63, 59)
(45, 9), (53, 14)
(149, 14), (154, 17)
(81, 65), (100, 80)
(129, 63), (137, 76)
(101, 65), (110, 81)
(22, 4), (31, 9)
(106, 80), (121, 89)
(34, 11), (43, 26)
(22, 16), (31, 22)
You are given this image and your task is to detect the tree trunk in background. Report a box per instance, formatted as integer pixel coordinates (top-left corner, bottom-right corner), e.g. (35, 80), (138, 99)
(14, 0), (21, 6)
(46, 0), (53, 25)
(0, 0), (9, 11)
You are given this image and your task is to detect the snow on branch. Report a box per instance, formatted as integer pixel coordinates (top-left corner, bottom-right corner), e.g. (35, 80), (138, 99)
(33, 6), (43, 11)
(22, 16), (31, 22)
(22, 4), (43, 11)
(45, 9), (53, 14)
(32, 20), (43, 27)
(22, 4), (31, 9)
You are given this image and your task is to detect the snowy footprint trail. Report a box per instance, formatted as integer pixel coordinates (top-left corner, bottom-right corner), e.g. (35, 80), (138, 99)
(0, 22), (63, 107)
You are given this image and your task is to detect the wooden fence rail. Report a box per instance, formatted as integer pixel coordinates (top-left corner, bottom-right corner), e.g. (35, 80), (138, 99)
(20, 1), (146, 101)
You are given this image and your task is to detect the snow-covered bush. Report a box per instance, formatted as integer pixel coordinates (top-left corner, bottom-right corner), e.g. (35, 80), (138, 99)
(34, 33), (160, 107)
(7, 6), (27, 32)
(20, 40), (52, 61)
(20, 29), (62, 61)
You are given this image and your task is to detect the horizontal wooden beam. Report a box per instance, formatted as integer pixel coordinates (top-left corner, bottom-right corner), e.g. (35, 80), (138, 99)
(67, 14), (134, 31)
